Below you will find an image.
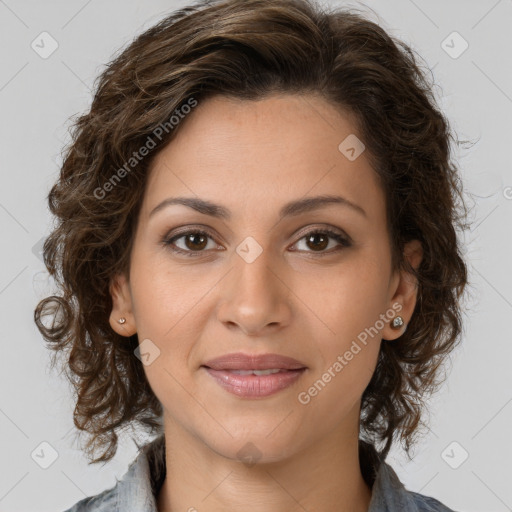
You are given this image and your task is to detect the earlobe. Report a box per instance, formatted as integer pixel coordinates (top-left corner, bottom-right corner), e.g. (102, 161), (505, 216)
(108, 272), (137, 337)
(383, 240), (423, 341)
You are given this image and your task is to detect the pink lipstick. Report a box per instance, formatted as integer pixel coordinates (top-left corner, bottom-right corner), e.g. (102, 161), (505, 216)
(202, 352), (307, 398)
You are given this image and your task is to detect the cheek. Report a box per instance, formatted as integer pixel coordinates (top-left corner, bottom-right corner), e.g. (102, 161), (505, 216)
(296, 267), (385, 415)
(295, 255), (390, 340)
(293, 254), (387, 397)
(297, 344), (379, 430)
(129, 246), (209, 336)
(128, 250), (219, 387)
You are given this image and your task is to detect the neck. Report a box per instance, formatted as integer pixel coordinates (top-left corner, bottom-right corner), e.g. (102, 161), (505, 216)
(156, 416), (373, 512)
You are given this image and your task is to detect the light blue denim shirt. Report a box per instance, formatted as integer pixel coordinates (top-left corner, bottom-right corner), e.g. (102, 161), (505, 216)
(62, 435), (457, 512)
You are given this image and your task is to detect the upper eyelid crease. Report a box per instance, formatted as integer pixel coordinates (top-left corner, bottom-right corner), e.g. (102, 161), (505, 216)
(149, 194), (367, 221)
(164, 223), (351, 242)
(164, 227), (351, 256)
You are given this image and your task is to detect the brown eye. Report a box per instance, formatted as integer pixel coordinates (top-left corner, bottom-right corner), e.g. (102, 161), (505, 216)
(163, 229), (218, 257)
(183, 232), (208, 251)
(305, 232), (329, 251)
(292, 228), (352, 254)
(162, 227), (351, 258)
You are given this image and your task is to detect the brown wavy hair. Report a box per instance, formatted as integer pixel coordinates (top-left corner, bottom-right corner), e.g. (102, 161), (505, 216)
(34, 0), (469, 464)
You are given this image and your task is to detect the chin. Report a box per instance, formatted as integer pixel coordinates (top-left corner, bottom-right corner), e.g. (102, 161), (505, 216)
(199, 424), (305, 465)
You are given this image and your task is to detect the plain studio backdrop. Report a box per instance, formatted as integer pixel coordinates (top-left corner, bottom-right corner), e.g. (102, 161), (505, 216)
(1, 0), (511, 511)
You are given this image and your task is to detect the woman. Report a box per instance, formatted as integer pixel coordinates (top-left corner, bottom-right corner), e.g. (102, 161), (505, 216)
(34, 0), (468, 510)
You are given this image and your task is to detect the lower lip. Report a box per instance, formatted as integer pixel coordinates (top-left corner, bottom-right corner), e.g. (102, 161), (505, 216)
(203, 367), (306, 398)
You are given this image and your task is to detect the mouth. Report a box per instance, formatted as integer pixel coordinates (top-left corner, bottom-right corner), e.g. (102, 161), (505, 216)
(220, 368), (294, 375)
(202, 352), (307, 371)
(201, 352), (307, 398)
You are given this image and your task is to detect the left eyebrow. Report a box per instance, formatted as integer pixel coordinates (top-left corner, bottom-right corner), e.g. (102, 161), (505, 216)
(148, 194), (367, 220)
(279, 194), (367, 219)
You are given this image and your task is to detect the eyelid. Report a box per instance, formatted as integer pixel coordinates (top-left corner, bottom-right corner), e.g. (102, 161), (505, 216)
(163, 226), (222, 257)
(291, 224), (353, 245)
(164, 224), (225, 244)
(161, 223), (352, 257)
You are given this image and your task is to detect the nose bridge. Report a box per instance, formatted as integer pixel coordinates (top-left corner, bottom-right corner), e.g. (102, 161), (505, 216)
(218, 236), (291, 334)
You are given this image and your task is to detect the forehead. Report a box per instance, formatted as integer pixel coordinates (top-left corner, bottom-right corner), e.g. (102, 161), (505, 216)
(143, 94), (383, 221)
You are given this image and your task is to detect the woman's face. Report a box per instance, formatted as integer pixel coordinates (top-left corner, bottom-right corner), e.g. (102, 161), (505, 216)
(110, 93), (420, 462)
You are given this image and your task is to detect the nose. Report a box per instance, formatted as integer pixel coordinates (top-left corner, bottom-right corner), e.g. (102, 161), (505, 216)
(216, 247), (292, 337)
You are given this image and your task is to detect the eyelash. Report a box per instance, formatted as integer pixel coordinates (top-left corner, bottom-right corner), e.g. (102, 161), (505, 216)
(161, 227), (352, 258)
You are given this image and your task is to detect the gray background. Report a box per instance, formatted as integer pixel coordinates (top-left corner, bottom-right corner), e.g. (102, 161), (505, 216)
(1, 0), (511, 511)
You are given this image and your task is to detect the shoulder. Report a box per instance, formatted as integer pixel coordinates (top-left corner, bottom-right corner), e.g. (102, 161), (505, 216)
(60, 435), (165, 512)
(408, 490), (459, 512)
(61, 484), (118, 512)
(370, 460), (458, 512)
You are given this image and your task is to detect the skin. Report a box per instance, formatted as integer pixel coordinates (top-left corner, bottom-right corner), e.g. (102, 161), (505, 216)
(109, 93), (422, 512)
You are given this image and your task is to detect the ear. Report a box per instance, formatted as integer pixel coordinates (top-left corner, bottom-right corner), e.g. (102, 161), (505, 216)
(109, 272), (137, 337)
(382, 239), (423, 341)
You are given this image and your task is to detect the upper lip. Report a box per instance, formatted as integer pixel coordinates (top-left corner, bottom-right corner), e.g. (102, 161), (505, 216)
(202, 353), (307, 371)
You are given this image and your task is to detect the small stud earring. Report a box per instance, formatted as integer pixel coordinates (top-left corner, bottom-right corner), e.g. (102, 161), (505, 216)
(118, 317), (126, 324)
(391, 316), (405, 330)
